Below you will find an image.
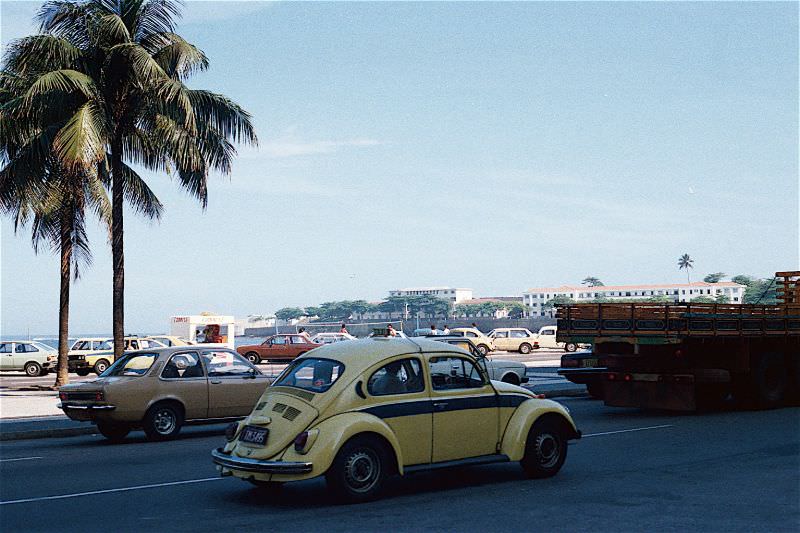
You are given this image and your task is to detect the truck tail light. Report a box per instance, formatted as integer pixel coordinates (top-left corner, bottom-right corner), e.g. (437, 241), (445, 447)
(59, 392), (67, 401)
(607, 372), (618, 381)
(674, 349), (684, 358)
(623, 374), (633, 382)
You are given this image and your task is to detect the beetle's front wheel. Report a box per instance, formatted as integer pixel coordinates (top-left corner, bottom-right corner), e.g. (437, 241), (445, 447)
(326, 435), (388, 503)
(520, 419), (567, 478)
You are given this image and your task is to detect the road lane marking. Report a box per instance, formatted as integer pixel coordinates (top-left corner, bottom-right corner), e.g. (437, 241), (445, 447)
(0, 477), (225, 506)
(583, 424), (673, 437)
(0, 456), (43, 463)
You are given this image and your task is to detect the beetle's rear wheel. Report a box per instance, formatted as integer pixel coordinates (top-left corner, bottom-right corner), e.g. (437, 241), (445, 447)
(326, 435), (389, 503)
(520, 419), (568, 478)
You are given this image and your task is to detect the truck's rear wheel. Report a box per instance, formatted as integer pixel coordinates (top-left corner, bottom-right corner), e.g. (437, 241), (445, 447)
(564, 343), (578, 352)
(735, 352), (786, 409)
(586, 382), (604, 399)
(76, 368), (90, 377)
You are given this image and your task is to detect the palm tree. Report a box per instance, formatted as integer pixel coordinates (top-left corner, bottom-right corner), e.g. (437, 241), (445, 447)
(582, 277), (604, 287)
(678, 254), (694, 283)
(1, 48), (161, 386)
(13, 0), (256, 358)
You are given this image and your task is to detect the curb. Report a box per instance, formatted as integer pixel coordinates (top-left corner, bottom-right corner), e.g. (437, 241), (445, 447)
(0, 425), (97, 442)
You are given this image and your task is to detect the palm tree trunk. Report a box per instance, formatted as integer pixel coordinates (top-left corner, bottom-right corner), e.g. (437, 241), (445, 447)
(111, 140), (125, 359)
(54, 212), (71, 388)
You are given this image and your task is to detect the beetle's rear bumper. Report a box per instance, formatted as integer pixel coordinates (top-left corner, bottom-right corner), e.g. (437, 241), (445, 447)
(212, 448), (313, 474)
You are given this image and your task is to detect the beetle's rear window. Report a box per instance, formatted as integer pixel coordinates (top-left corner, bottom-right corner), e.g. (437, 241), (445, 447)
(273, 358), (344, 393)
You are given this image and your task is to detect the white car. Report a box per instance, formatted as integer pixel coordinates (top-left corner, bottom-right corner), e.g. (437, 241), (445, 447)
(533, 326), (585, 352)
(0, 341), (58, 376)
(429, 336), (530, 386)
(309, 332), (356, 344)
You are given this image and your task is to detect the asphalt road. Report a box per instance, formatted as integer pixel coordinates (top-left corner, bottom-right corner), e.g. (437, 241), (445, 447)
(1, 400), (797, 532)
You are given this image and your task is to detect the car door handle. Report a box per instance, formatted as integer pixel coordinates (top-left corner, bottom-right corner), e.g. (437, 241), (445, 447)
(433, 402), (448, 411)
(211, 380), (221, 384)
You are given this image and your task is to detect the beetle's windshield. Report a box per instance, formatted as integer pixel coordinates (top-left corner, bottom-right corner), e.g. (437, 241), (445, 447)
(102, 353), (158, 377)
(273, 358), (345, 393)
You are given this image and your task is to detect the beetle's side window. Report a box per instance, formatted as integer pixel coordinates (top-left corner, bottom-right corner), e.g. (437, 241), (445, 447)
(162, 352), (203, 379)
(429, 356), (486, 390)
(368, 358), (424, 396)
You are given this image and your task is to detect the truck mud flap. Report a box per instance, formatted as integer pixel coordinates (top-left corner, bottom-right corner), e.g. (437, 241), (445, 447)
(604, 374), (696, 411)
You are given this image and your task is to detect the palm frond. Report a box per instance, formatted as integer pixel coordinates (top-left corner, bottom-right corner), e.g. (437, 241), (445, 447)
(3, 35), (82, 75)
(25, 69), (97, 104)
(53, 102), (107, 170)
(133, 0), (183, 42)
(187, 89), (257, 145)
(150, 33), (208, 78)
(121, 161), (163, 220)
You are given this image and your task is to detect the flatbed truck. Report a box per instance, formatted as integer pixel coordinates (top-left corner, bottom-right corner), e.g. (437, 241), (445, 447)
(556, 271), (800, 411)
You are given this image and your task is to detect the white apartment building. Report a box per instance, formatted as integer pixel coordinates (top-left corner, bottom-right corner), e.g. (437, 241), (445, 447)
(523, 281), (747, 317)
(389, 287), (474, 303)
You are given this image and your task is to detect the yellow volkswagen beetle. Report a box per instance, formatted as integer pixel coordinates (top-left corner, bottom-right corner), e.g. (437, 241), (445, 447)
(212, 337), (581, 502)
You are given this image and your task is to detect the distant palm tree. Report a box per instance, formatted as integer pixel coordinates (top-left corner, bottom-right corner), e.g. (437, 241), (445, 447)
(9, 0), (257, 358)
(582, 277), (604, 287)
(678, 254), (694, 283)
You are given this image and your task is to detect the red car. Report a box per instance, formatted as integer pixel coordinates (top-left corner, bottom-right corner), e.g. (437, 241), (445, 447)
(236, 334), (320, 364)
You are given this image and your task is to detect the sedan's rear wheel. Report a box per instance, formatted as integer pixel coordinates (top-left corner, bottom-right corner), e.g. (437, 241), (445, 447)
(143, 402), (184, 441)
(519, 343), (532, 354)
(96, 421), (130, 442)
(245, 352), (260, 365)
(326, 435), (389, 503)
(24, 362), (43, 377)
(477, 344), (490, 356)
(521, 419), (568, 478)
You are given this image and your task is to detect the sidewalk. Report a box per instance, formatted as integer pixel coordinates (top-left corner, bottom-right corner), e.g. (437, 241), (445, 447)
(0, 370), (586, 442)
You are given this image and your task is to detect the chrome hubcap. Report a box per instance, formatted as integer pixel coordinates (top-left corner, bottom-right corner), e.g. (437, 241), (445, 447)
(344, 450), (380, 493)
(154, 409), (176, 434)
(535, 433), (560, 468)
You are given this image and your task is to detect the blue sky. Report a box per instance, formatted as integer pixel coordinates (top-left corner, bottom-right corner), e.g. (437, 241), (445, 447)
(1, 1), (798, 335)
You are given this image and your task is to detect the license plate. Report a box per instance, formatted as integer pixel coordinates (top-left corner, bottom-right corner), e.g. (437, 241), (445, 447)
(239, 425), (269, 445)
(581, 358), (599, 368)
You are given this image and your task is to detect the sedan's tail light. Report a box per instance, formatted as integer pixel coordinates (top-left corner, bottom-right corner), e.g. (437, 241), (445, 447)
(94, 391), (104, 401)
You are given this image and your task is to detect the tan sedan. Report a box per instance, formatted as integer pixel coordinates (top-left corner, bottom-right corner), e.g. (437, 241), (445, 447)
(58, 347), (271, 441)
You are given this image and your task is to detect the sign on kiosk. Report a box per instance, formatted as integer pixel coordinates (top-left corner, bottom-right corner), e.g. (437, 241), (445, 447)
(170, 314), (235, 349)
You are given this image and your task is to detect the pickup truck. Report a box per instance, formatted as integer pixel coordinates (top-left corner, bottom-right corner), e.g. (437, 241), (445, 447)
(68, 337), (165, 375)
(555, 271), (800, 411)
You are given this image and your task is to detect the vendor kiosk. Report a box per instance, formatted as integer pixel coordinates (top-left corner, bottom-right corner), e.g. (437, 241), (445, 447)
(170, 315), (235, 349)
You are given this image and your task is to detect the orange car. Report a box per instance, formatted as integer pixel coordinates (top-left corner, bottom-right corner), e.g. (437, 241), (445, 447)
(236, 334), (320, 364)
